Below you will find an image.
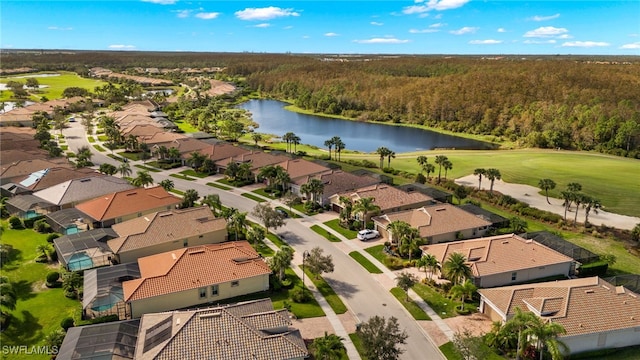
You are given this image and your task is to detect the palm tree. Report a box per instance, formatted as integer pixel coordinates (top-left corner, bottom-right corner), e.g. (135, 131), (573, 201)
(504, 307), (538, 360)
(75, 146), (94, 168)
(386, 149), (396, 168)
(201, 194), (221, 216)
(237, 162), (253, 183)
(282, 132), (295, 153)
(401, 227), (421, 261)
(301, 178), (324, 205)
(246, 224), (266, 245)
(0, 277), (16, 329)
(118, 161), (132, 178)
(524, 317), (568, 360)
(442, 252), (472, 285)
(443, 159), (453, 180)
(338, 195), (354, 225)
(36, 244), (52, 262)
(435, 155), (448, 183)
(417, 254), (441, 281)
(291, 134), (301, 153)
(474, 168), (486, 190)
(538, 178), (556, 204)
(376, 146), (391, 169)
(158, 179), (174, 192)
(198, 158), (216, 175)
(312, 332), (346, 360)
(449, 279), (477, 311)
(228, 211), (248, 241)
(187, 151), (206, 170)
(269, 246), (294, 281)
(424, 163), (435, 180)
(167, 147), (181, 164)
(353, 197), (380, 230)
(386, 220), (411, 248)
(510, 216), (528, 233)
(573, 192), (586, 226)
(155, 145), (168, 161)
(125, 134), (139, 152)
(274, 166), (291, 193)
(485, 168), (502, 194)
(181, 189), (199, 209)
(583, 196), (601, 227)
(486, 321), (517, 353)
(131, 170), (154, 188)
(417, 155), (428, 173)
(333, 137), (345, 161)
(258, 165), (278, 190)
(324, 138), (335, 160)
(561, 190), (574, 221)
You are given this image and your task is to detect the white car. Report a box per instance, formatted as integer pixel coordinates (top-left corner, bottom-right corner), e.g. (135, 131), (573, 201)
(357, 229), (380, 241)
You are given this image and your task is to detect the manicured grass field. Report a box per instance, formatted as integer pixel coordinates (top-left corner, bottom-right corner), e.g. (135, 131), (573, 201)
(349, 251), (382, 274)
(412, 283), (477, 319)
(364, 244), (387, 264)
(323, 219), (358, 239)
(241, 192), (267, 203)
(390, 288), (431, 320)
(173, 120), (198, 133)
(0, 223), (82, 360)
(0, 72), (106, 102)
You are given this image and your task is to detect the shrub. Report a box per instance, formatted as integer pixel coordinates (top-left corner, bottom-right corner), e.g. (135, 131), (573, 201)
(8, 216), (23, 229)
(46, 271), (61, 287)
(60, 317), (75, 331)
(290, 287), (312, 303)
(88, 314), (119, 324)
(577, 261), (609, 277)
(33, 219), (51, 233)
(24, 215), (45, 229)
(35, 254), (48, 263)
(383, 256), (405, 270)
(48, 248), (58, 262)
(64, 289), (77, 299)
(47, 233), (61, 243)
(415, 173), (426, 184)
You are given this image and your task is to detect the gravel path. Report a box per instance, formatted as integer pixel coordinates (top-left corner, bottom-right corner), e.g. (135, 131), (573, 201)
(455, 175), (639, 231)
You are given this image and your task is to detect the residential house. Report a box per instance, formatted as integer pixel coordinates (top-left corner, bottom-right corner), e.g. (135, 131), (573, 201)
(0, 158), (70, 185)
(195, 142), (252, 162)
(33, 176), (135, 209)
(134, 298), (308, 360)
(107, 206), (227, 264)
(120, 124), (165, 139)
(478, 277), (640, 355)
(273, 158), (329, 182)
(398, 183), (454, 204)
(45, 207), (91, 235)
(372, 204), (492, 244)
(83, 262), (141, 319)
(123, 241), (271, 318)
(420, 233), (577, 288)
(458, 203), (510, 229)
(291, 170), (380, 206)
(57, 319), (140, 360)
(54, 228), (118, 271)
(75, 186), (182, 228)
(215, 151), (290, 176)
(5, 194), (56, 219)
(14, 167), (102, 192)
(0, 127), (43, 153)
(329, 184), (435, 222)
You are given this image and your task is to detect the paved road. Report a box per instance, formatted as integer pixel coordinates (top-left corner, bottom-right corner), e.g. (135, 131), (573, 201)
(63, 121), (444, 359)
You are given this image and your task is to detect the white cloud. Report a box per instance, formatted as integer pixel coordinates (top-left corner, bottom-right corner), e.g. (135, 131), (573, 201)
(523, 39), (557, 44)
(409, 28), (439, 33)
(253, 23), (271, 28)
(283, 26), (293, 30)
(403, 0), (469, 14)
(324, 32), (340, 37)
(48, 26), (73, 31)
(530, 13), (560, 21)
(562, 41), (610, 47)
(557, 34), (572, 39)
(497, 28), (506, 33)
(524, 26), (569, 38)
(371, 21), (383, 26)
(195, 12), (219, 20)
(235, 7), (299, 21)
(469, 39), (502, 44)
(621, 42), (640, 49)
(430, 22), (445, 28)
(141, 0), (177, 5)
(629, 33), (639, 37)
(108, 44), (136, 50)
(449, 27), (478, 35)
(354, 37), (410, 44)
(174, 10), (190, 18)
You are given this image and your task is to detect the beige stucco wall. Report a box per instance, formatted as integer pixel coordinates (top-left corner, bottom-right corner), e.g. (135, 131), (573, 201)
(117, 229), (226, 264)
(106, 204), (179, 227)
(129, 274), (270, 318)
(479, 262), (573, 288)
(561, 327), (640, 354)
(375, 224), (488, 245)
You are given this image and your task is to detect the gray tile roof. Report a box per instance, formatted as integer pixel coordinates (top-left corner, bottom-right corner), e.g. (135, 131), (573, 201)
(33, 176), (135, 206)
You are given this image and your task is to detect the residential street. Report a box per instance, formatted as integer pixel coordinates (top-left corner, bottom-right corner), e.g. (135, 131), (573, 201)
(63, 120), (445, 359)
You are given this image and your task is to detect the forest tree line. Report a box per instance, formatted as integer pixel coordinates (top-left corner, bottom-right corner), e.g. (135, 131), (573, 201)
(2, 51), (639, 157)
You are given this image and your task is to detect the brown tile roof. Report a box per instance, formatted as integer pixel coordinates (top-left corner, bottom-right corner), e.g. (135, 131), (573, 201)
(195, 143), (252, 162)
(75, 186), (181, 222)
(273, 159), (329, 179)
(215, 151), (290, 171)
(479, 277), (640, 337)
(120, 124), (164, 138)
(421, 234), (575, 277)
(293, 170), (379, 194)
(0, 158), (70, 180)
(0, 149), (49, 164)
(373, 204), (492, 238)
(144, 132), (187, 146)
(123, 241), (270, 302)
(0, 127), (42, 152)
(333, 184), (434, 212)
(136, 299), (308, 360)
(17, 167), (101, 191)
(108, 206), (225, 253)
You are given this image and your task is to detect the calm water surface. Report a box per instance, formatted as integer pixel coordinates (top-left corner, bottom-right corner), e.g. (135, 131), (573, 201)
(240, 100), (493, 153)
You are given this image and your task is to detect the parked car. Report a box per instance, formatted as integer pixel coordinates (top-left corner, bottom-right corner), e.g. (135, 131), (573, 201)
(357, 229), (379, 241)
(276, 208), (289, 218)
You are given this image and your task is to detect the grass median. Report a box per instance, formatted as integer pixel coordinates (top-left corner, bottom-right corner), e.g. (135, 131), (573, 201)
(390, 287), (431, 320)
(303, 268), (348, 315)
(323, 219), (358, 239)
(310, 225), (341, 242)
(349, 251), (382, 274)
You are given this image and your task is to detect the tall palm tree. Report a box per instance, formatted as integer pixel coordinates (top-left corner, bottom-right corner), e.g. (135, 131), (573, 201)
(246, 224), (266, 245)
(228, 211), (248, 241)
(167, 147), (181, 164)
(524, 318), (568, 360)
(269, 246), (294, 281)
(258, 165), (278, 190)
(274, 166), (291, 193)
(573, 192), (586, 226)
(376, 147), (391, 169)
(435, 155), (448, 183)
(443, 159), (453, 180)
(187, 151), (206, 170)
(301, 178), (324, 205)
(386, 220), (411, 248)
(338, 195), (354, 224)
(485, 168), (502, 194)
(417, 254), (441, 280)
(504, 307), (538, 360)
(155, 145), (169, 161)
(333, 137), (345, 161)
(353, 197), (380, 230)
(282, 132), (293, 153)
(474, 168), (486, 190)
(131, 170), (154, 188)
(417, 155), (428, 173)
(324, 138), (335, 160)
(386, 149), (396, 168)
(561, 190), (574, 221)
(442, 252), (472, 285)
(583, 196), (601, 227)
(538, 178), (556, 204)
(424, 163), (435, 180)
(312, 332), (346, 360)
(201, 194), (221, 216)
(291, 134), (301, 153)
(159, 179), (174, 192)
(118, 161), (132, 178)
(237, 162), (253, 183)
(449, 279), (477, 311)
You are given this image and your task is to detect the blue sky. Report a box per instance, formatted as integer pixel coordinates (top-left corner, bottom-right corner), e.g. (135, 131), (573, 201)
(2, 1), (639, 55)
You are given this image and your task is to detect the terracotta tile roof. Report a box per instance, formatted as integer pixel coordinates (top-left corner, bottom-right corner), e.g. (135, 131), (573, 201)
(1, 159), (70, 180)
(215, 151), (290, 171)
(273, 159), (329, 179)
(108, 206), (225, 253)
(18, 167), (102, 191)
(0, 149), (49, 165)
(135, 299), (308, 360)
(33, 176), (135, 207)
(421, 234), (575, 277)
(120, 124), (164, 138)
(145, 132), (187, 146)
(75, 186), (181, 222)
(373, 204), (492, 238)
(479, 277), (640, 337)
(123, 241), (271, 302)
(196, 143), (252, 161)
(150, 137), (210, 155)
(293, 170), (380, 195)
(333, 184), (434, 212)
(0, 127), (42, 152)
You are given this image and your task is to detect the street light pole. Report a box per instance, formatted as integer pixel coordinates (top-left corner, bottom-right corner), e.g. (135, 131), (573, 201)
(302, 250), (310, 288)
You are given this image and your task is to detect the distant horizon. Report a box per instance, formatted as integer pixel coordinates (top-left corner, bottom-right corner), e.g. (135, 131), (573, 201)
(1, 1), (638, 56)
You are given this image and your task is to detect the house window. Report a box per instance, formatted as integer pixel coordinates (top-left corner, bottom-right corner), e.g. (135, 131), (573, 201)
(183, 239), (188, 247)
(199, 235), (203, 238)
(211, 285), (219, 296)
(231, 281), (239, 287)
(137, 212), (142, 217)
(511, 272), (517, 281)
(199, 288), (206, 299)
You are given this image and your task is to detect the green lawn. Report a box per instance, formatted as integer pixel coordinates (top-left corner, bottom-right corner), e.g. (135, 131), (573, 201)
(364, 244), (387, 264)
(134, 164), (161, 172)
(87, 136), (96, 143)
(349, 252), (383, 274)
(169, 189), (185, 196)
(207, 182), (232, 191)
(303, 268), (348, 315)
(0, 71), (106, 102)
(265, 232), (286, 248)
(412, 283), (477, 319)
(310, 225), (341, 242)
(241, 192), (267, 203)
(169, 173), (195, 181)
(173, 120), (198, 133)
(390, 288), (431, 320)
(92, 145), (105, 152)
(323, 219), (358, 239)
(349, 333), (368, 360)
(179, 169), (209, 178)
(0, 223), (82, 360)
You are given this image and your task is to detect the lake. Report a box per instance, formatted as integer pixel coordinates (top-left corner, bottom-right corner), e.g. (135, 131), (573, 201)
(239, 100), (494, 153)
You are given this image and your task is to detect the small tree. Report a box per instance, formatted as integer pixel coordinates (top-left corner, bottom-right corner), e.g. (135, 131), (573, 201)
(449, 279), (477, 311)
(159, 179), (175, 192)
(46, 271), (61, 287)
(268, 246), (294, 281)
(357, 315), (408, 360)
(452, 328), (494, 360)
(60, 317), (75, 331)
(98, 163), (117, 175)
(181, 189), (199, 209)
(305, 247), (334, 279)
(312, 332), (346, 360)
(251, 203), (285, 234)
(396, 271), (418, 301)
